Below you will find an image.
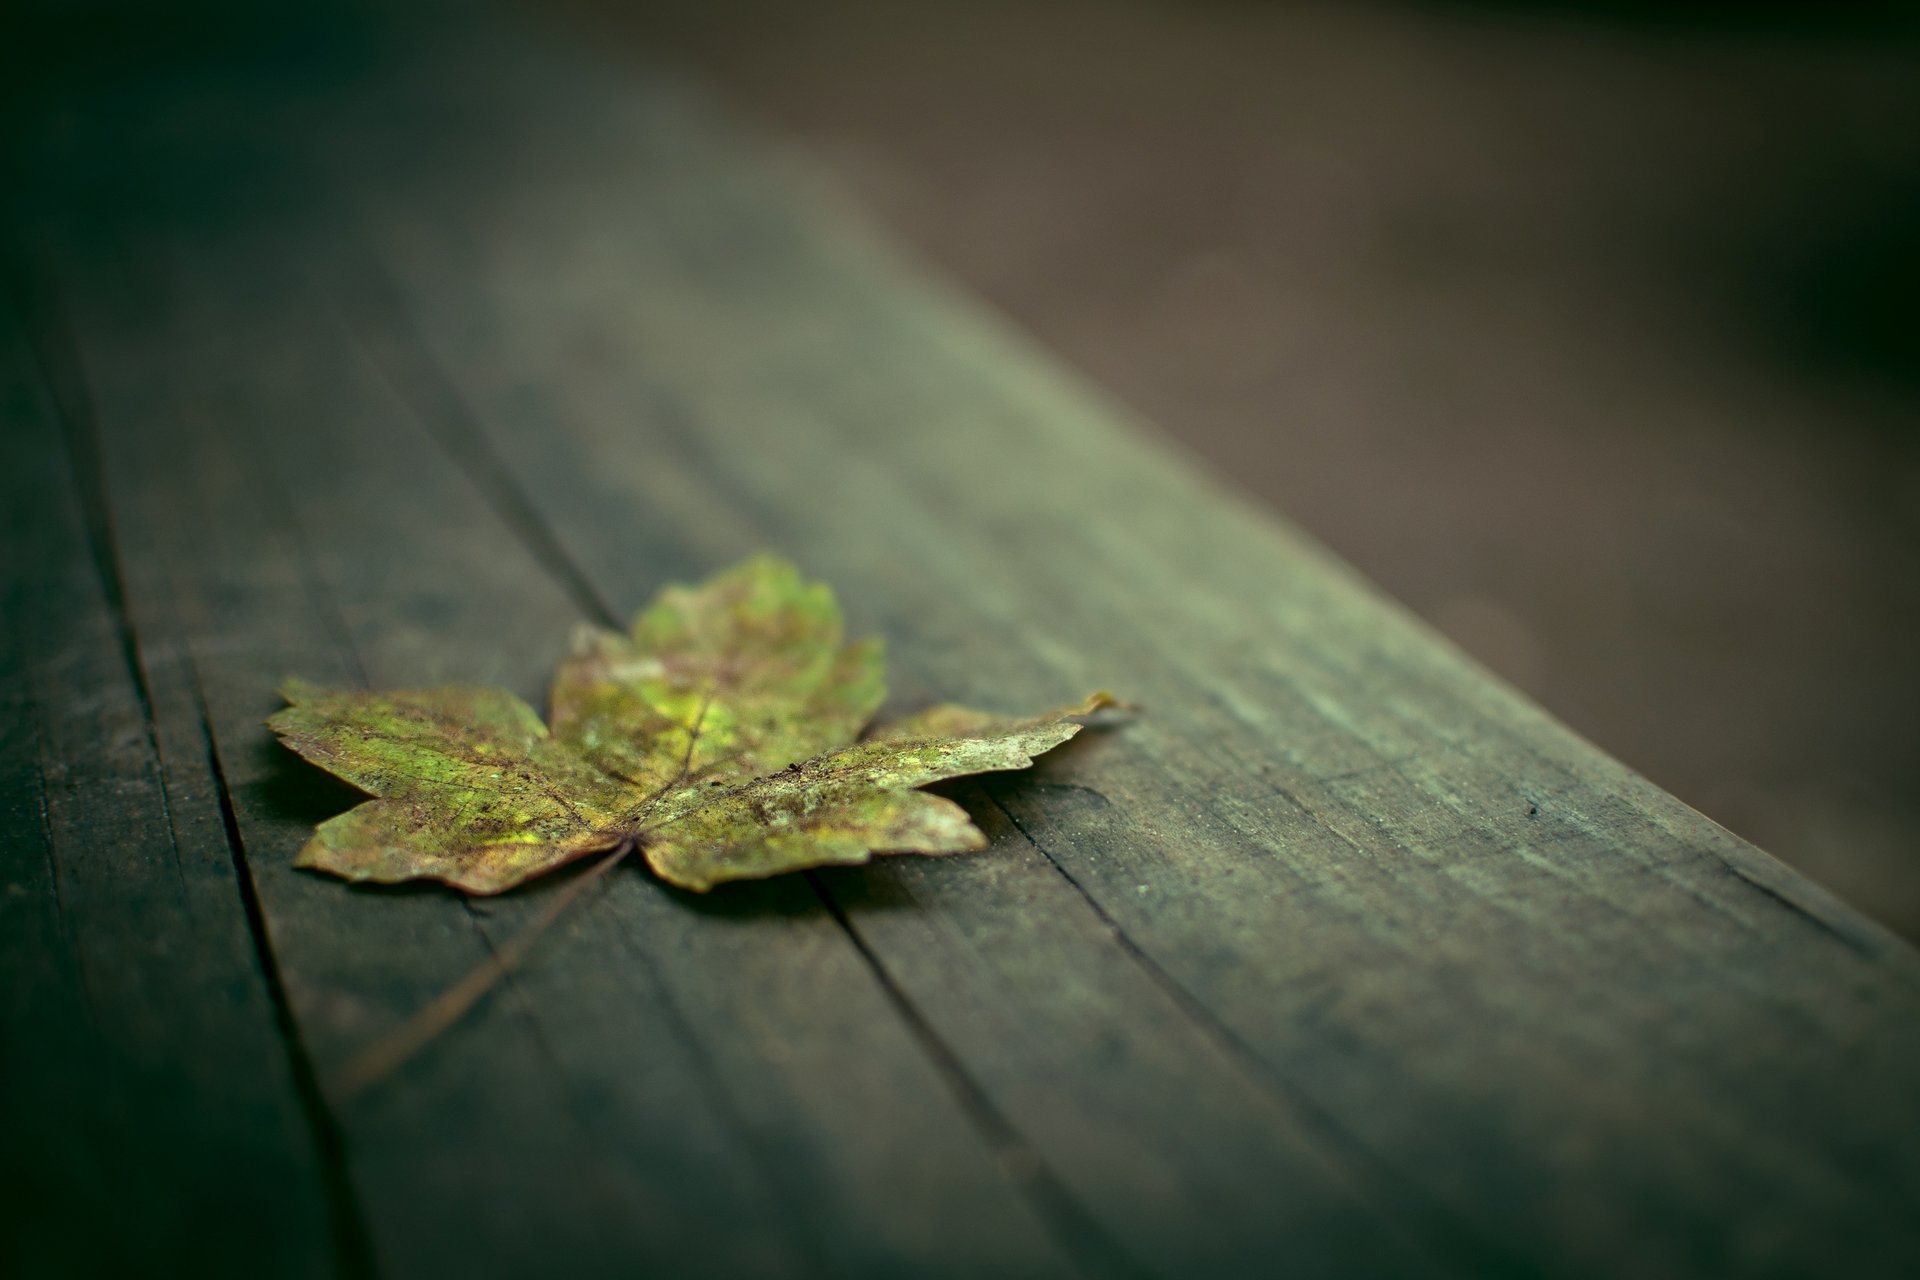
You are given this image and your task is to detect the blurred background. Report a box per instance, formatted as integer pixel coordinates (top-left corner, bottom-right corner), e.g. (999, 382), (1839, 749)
(555, 0), (1920, 940)
(9, 0), (1918, 939)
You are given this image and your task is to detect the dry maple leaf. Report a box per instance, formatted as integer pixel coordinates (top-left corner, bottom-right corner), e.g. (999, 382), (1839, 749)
(271, 554), (1114, 893)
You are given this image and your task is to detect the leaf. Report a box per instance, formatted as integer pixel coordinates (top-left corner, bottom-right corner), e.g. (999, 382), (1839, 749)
(271, 555), (1115, 893)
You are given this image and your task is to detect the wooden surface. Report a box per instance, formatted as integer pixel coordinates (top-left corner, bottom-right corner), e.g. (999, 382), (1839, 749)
(5, 11), (1918, 1278)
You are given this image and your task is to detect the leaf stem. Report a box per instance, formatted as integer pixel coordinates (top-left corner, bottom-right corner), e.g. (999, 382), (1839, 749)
(332, 844), (632, 1099)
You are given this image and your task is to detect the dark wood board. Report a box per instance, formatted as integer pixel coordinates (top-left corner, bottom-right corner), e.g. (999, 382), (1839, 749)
(0, 312), (338, 1275)
(4, 9), (1918, 1278)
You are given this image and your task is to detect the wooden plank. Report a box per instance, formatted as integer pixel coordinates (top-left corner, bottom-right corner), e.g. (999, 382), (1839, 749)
(5, 9), (1919, 1279)
(26, 78), (1450, 1273)
(11, 35), (1449, 1278)
(333, 265), (1460, 1279)
(311, 23), (1920, 1279)
(0, 312), (338, 1275)
(32, 225), (1093, 1276)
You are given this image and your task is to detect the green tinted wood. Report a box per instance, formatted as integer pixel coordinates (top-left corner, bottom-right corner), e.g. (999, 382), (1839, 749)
(5, 10), (1917, 1278)
(0, 313), (337, 1277)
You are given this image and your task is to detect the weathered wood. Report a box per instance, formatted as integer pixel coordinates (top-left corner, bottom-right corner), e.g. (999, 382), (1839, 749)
(34, 225), (1076, 1277)
(0, 314), (339, 1276)
(6, 9), (1920, 1278)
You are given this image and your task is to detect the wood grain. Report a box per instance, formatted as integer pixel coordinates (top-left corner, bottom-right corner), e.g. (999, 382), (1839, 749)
(5, 10), (1918, 1278)
(1, 310), (338, 1275)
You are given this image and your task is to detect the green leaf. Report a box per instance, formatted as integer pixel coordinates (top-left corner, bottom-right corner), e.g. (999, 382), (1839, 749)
(270, 556), (1114, 894)
(548, 554), (885, 793)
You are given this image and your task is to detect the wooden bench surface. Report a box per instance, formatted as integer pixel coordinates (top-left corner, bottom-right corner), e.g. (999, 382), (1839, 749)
(5, 12), (1918, 1278)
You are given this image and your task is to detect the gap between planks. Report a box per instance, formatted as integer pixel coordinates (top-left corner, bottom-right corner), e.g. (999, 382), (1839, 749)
(18, 280), (383, 1278)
